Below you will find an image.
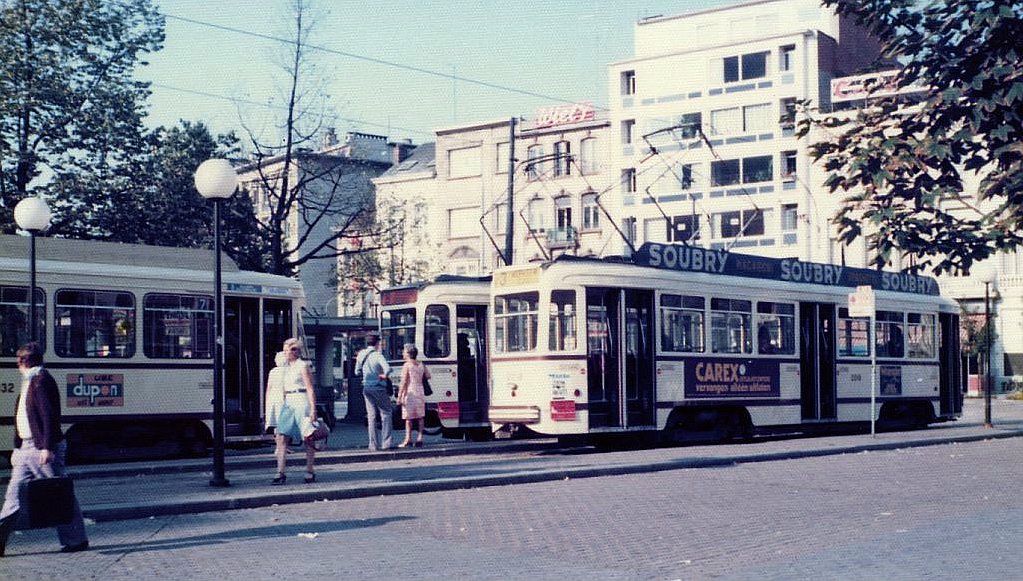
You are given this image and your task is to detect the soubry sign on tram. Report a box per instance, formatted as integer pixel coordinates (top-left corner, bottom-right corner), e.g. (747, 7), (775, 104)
(633, 242), (939, 296)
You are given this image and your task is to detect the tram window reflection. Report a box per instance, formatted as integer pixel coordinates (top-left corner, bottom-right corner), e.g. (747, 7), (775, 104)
(906, 312), (936, 358)
(660, 294), (705, 353)
(548, 290), (577, 351)
(424, 304), (450, 358)
(756, 301), (795, 355)
(875, 310), (905, 358)
(55, 289), (135, 358)
(710, 298), (752, 354)
(837, 307), (871, 357)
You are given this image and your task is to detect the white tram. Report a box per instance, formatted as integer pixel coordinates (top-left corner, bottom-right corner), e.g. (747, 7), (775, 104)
(0, 235), (305, 461)
(488, 243), (963, 441)
(378, 275), (492, 440)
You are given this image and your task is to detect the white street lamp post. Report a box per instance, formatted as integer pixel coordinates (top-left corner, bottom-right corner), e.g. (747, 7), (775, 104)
(14, 197), (52, 343)
(195, 159), (238, 488)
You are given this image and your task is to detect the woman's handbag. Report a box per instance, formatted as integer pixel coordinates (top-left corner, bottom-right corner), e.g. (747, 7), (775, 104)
(301, 418), (330, 451)
(422, 375), (433, 397)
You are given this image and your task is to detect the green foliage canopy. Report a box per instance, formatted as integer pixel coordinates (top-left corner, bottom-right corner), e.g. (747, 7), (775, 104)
(803, 0), (1023, 275)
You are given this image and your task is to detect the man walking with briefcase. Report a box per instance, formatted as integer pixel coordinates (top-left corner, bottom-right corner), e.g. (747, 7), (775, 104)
(0, 342), (88, 557)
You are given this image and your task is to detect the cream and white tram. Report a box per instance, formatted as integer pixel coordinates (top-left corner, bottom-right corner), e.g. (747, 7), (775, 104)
(379, 275), (492, 440)
(0, 235), (304, 461)
(488, 242), (963, 441)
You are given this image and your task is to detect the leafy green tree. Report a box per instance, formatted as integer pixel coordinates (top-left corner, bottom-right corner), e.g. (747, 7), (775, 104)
(49, 120), (269, 271)
(801, 0), (1023, 275)
(0, 0), (164, 229)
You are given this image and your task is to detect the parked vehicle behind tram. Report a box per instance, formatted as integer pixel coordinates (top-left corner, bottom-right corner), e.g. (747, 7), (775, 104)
(488, 242), (963, 443)
(378, 275), (492, 440)
(0, 235), (305, 462)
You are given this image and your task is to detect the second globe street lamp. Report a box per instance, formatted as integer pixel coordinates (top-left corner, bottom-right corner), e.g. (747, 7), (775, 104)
(194, 158), (239, 487)
(13, 197), (53, 343)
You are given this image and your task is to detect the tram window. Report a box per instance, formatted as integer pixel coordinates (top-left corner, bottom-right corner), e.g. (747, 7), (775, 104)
(0, 286), (46, 355)
(710, 298), (752, 354)
(549, 290), (577, 351)
(875, 310), (905, 358)
(756, 302), (795, 355)
(143, 293), (213, 359)
(424, 305), (450, 358)
(906, 312), (936, 358)
(660, 294), (705, 353)
(837, 307), (870, 357)
(381, 308), (415, 361)
(494, 292), (538, 353)
(55, 289), (135, 358)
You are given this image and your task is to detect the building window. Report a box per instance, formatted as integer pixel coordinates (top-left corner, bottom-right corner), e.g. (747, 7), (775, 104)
(711, 159), (741, 186)
(622, 168), (637, 193)
(781, 204), (798, 232)
(710, 107), (741, 135)
(780, 45), (796, 72)
(643, 217), (668, 243)
(678, 112), (702, 138)
(782, 150), (797, 180)
(718, 209), (764, 238)
(622, 119), (636, 145)
(780, 97), (797, 135)
(621, 70), (636, 95)
(623, 216), (637, 243)
(526, 144), (543, 181)
(496, 142), (509, 174)
(448, 146), (481, 179)
(742, 155), (773, 183)
(527, 198), (546, 232)
(678, 163), (694, 189)
(448, 207), (479, 239)
(554, 140), (572, 177)
(495, 203), (508, 234)
(742, 103), (772, 132)
(555, 196), (572, 229)
(582, 193), (600, 230)
(579, 137), (597, 174)
(724, 51), (770, 82)
(671, 214), (699, 243)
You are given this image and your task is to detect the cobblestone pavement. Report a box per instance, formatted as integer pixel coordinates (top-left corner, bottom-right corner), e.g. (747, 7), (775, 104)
(3, 430), (1022, 580)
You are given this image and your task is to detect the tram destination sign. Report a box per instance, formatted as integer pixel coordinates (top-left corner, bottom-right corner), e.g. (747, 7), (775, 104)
(633, 242), (939, 296)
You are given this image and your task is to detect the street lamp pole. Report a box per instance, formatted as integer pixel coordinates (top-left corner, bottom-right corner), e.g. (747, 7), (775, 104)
(975, 262), (998, 429)
(195, 159), (238, 488)
(14, 197), (53, 343)
(984, 279), (993, 428)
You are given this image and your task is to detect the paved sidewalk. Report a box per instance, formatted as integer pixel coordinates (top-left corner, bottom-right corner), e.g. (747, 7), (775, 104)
(40, 398), (1023, 522)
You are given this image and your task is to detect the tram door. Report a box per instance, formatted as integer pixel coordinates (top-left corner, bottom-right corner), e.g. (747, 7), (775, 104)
(586, 288), (655, 429)
(938, 313), (964, 416)
(456, 305), (489, 424)
(224, 297), (261, 435)
(799, 303), (837, 421)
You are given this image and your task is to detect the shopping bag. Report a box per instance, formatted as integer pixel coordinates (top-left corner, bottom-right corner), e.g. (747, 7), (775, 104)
(18, 477), (75, 529)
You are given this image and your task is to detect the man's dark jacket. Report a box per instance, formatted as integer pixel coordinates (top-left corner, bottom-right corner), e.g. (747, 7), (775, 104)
(13, 368), (64, 451)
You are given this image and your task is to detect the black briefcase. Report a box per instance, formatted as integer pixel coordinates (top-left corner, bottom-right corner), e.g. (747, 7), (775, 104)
(18, 477), (76, 529)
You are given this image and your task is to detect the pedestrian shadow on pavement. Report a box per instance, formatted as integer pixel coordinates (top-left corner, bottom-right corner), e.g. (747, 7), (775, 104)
(86, 516), (415, 555)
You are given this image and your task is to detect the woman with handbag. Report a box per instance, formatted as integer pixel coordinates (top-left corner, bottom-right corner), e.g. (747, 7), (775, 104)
(397, 343), (430, 448)
(268, 338), (318, 484)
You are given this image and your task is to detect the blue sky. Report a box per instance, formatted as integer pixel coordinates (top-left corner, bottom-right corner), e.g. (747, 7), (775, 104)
(138, 0), (741, 144)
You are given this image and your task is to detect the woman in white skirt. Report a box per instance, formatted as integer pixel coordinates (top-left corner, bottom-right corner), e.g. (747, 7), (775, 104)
(268, 338), (318, 484)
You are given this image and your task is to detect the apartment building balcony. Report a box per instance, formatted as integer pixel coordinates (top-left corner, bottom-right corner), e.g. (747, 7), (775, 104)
(546, 226), (579, 250)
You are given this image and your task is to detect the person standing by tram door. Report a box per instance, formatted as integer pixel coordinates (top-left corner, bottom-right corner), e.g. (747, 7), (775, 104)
(0, 342), (89, 557)
(397, 343), (430, 448)
(355, 334), (393, 451)
(269, 338), (318, 484)
(264, 350), (289, 484)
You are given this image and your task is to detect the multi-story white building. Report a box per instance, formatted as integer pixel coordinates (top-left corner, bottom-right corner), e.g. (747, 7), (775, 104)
(606, 0), (880, 260)
(374, 109), (613, 278)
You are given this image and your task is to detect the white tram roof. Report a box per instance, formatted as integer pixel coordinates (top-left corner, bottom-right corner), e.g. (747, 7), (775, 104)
(493, 245), (957, 312)
(0, 234), (302, 295)
(380, 274), (491, 307)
